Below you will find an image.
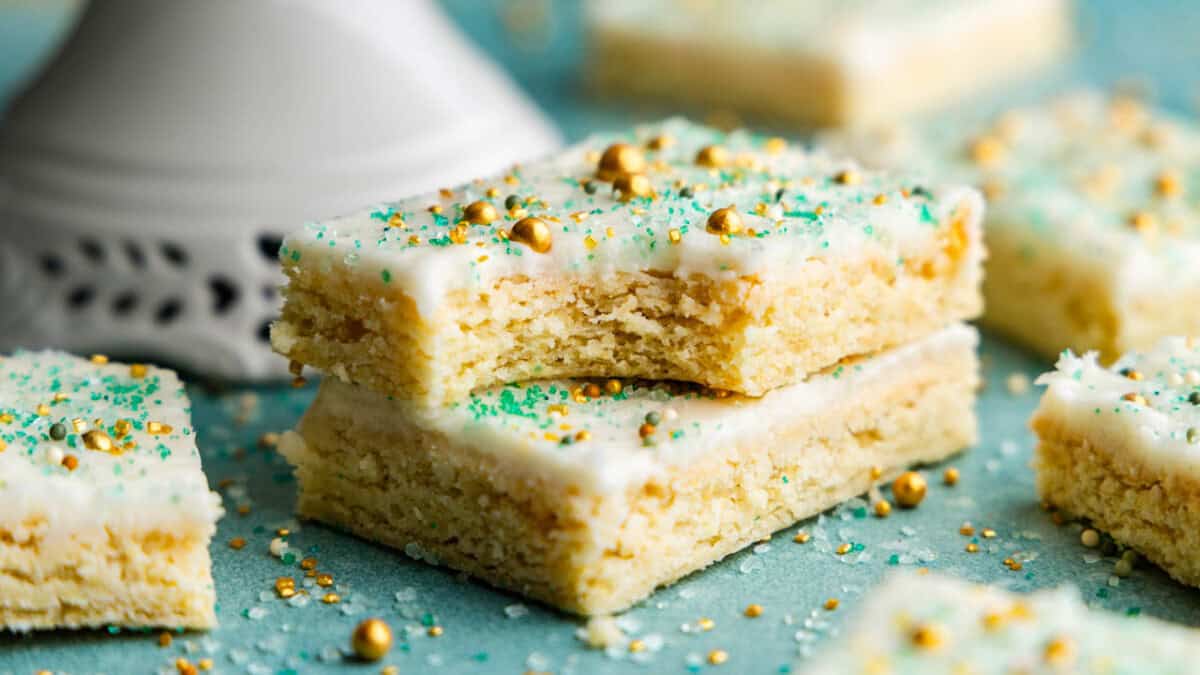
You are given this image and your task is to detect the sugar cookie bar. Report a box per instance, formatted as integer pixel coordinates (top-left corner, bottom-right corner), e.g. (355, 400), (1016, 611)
(825, 91), (1200, 362)
(1032, 337), (1200, 589)
(801, 573), (1200, 674)
(587, 0), (1071, 128)
(280, 324), (978, 615)
(273, 118), (984, 406)
(0, 352), (222, 631)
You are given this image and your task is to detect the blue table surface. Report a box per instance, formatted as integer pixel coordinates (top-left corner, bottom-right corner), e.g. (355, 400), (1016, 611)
(4, 2), (1200, 674)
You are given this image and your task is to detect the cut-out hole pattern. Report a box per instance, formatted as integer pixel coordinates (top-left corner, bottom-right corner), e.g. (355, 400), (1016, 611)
(124, 241), (146, 269)
(155, 298), (183, 324)
(112, 291), (138, 315)
(257, 234), (283, 262)
(209, 276), (239, 314)
(40, 254), (65, 278)
(67, 286), (95, 309)
(161, 242), (188, 267)
(79, 239), (105, 264)
(257, 319), (272, 343)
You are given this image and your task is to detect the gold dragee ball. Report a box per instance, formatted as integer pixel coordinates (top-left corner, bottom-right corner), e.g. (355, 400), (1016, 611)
(463, 200), (499, 225)
(646, 134), (675, 151)
(892, 471), (927, 508)
(596, 142), (646, 181)
(695, 144), (730, 168)
(613, 173), (653, 202)
(706, 206), (743, 235)
(351, 618), (394, 662)
(509, 217), (553, 253)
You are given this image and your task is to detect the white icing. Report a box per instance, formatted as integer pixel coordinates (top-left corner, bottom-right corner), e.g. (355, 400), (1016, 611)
(823, 90), (1200, 310)
(804, 572), (1200, 673)
(295, 324), (978, 493)
(0, 352), (222, 548)
(282, 117), (983, 318)
(586, 0), (1063, 75)
(1035, 337), (1200, 473)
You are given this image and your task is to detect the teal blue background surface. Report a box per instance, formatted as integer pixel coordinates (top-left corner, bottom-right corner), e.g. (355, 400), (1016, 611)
(4, 2), (1200, 673)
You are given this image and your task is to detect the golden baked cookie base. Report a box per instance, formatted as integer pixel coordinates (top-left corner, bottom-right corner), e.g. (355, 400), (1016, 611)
(282, 340), (977, 615)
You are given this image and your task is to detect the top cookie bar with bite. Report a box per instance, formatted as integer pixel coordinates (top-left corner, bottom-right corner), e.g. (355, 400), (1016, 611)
(273, 118), (983, 406)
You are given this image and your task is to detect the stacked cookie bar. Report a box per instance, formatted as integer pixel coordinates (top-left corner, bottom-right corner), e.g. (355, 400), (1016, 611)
(273, 118), (985, 614)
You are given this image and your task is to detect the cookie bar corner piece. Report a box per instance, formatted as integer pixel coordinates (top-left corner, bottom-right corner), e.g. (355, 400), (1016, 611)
(1032, 337), (1200, 588)
(799, 572), (1200, 673)
(0, 351), (222, 631)
(273, 117), (985, 404)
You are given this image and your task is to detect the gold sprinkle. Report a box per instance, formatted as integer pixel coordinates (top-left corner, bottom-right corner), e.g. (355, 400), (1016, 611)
(764, 137), (787, 154)
(596, 142), (646, 181)
(584, 383), (602, 398)
(82, 430), (117, 454)
(1156, 170), (1183, 198)
(0, 439), (6, 452)
(646, 134), (675, 151)
(1129, 211), (1157, 233)
(668, 228), (682, 244)
(628, 639), (646, 653)
(872, 194), (887, 205)
(966, 543), (980, 553)
(0, 413), (11, 424)
(176, 658), (197, 675)
(300, 556), (318, 570)
(892, 471), (927, 508)
(873, 500), (892, 518)
(604, 379), (623, 395)
(147, 421), (173, 435)
(36, 403), (50, 417)
(509, 217), (553, 253)
(1122, 368), (1143, 380)
(1122, 392), (1148, 406)
(869, 465), (883, 480)
(744, 604), (763, 618)
(276, 527), (290, 537)
(386, 212), (406, 229)
(959, 523), (975, 536)
(322, 592), (341, 604)
(1003, 557), (1023, 571)
(584, 235), (598, 250)
(574, 430), (591, 442)
(504, 174), (519, 186)
(197, 659), (213, 671)
(352, 618), (394, 661)
(448, 223), (470, 245)
(613, 173), (653, 201)
(981, 528), (997, 539)
(911, 623), (945, 650)
(981, 612), (1006, 632)
(463, 200), (499, 225)
(834, 169), (861, 186)
(90, 354), (109, 365)
(427, 625), (444, 637)
(408, 234), (421, 245)
(969, 136), (1005, 166)
(317, 573), (334, 587)
(1044, 637), (1075, 665)
(113, 419), (132, 439)
(427, 204), (443, 215)
(52, 393), (69, 403)
(836, 542), (852, 555)
(237, 505), (251, 516)
(793, 532), (810, 544)
(823, 598), (839, 611)
(707, 649), (729, 665)
(159, 631), (173, 647)
(129, 363), (148, 379)
(698, 617), (715, 631)
(695, 145), (730, 168)
(706, 206), (743, 236)
(943, 467), (960, 486)
(229, 537), (246, 550)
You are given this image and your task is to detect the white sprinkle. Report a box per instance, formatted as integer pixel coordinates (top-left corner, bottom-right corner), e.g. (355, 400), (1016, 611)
(580, 616), (626, 649)
(663, 408), (678, 421)
(247, 607), (268, 620)
(268, 537), (288, 557)
(526, 652), (552, 670)
(1187, 370), (1200, 386)
(287, 594), (310, 608)
(739, 556), (764, 574)
(45, 446), (64, 466)
(228, 648), (250, 665)
(504, 603), (530, 619)
(1168, 372), (1184, 386)
(753, 543), (771, 555)
(394, 587), (418, 603)
(318, 645), (343, 662)
(1006, 372), (1030, 395)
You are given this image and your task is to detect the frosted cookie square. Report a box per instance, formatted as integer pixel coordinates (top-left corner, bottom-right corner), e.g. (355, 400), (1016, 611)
(825, 91), (1200, 362)
(272, 118), (984, 406)
(279, 324), (978, 615)
(587, 0), (1072, 128)
(801, 573), (1200, 674)
(1032, 337), (1200, 589)
(0, 352), (222, 631)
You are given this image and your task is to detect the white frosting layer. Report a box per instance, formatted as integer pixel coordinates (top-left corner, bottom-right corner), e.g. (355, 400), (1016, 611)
(586, 0), (1063, 75)
(804, 573), (1200, 673)
(282, 117), (983, 318)
(1035, 337), (1200, 473)
(824, 90), (1200, 309)
(291, 324), (978, 494)
(0, 351), (222, 545)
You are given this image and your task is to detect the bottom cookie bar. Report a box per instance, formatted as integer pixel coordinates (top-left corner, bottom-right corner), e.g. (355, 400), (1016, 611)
(1033, 338), (1200, 588)
(0, 352), (222, 631)
(281, 325), (979, 615)
(801, 573), (1200, 674)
